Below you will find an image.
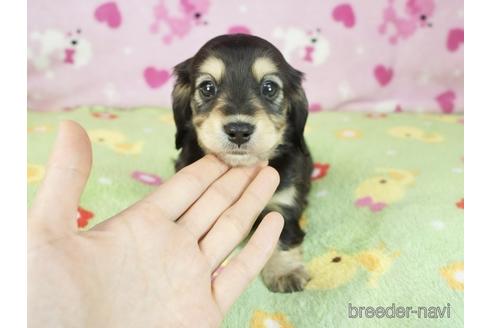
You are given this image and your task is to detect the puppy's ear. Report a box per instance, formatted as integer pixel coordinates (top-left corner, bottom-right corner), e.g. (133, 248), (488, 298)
(172, 58), (193, 149)
(287, 68), (309, 155)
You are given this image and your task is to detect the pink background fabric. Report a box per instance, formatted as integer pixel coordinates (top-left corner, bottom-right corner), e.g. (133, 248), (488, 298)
(27, 0), (464, 113)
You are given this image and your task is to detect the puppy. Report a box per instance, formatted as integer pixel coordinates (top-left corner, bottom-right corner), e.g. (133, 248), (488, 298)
(171, 34), (312, 293)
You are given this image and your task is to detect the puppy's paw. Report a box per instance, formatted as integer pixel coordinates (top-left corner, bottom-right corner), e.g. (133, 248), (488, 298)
(262, 266), (311, 293)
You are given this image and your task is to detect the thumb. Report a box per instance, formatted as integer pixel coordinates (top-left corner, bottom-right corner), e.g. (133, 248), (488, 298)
(29, 121), (92, 235)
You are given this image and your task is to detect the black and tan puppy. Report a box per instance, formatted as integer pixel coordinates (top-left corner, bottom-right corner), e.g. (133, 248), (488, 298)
(171, 34), (312, 293)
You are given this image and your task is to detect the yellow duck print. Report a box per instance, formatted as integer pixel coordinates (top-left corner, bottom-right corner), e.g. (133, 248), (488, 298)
(419, 114), (463, 124)
(88, 129), (143, 155)
(355, 168), (417, 212)
(388, 126), (444, 143)
(159, 113), (174, 124)
(440, 261), (464, 291)
(306, 244), (400, 290)
(28, 164), (45, 184)
(336, 128), (363, 140)
(109, 141), (143, 155)
(250, 310), (294, 328)
(27, 124), (54, 133)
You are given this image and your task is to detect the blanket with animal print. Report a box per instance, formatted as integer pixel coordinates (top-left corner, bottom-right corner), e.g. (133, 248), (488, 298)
(27, 107), (464, 327)
(28, 0), (463, 113)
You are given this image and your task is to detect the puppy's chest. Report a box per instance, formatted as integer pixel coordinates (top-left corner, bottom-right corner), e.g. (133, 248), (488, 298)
(267, 185), (297, 210)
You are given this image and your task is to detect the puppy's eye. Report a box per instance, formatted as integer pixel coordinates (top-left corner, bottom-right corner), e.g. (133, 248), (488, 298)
(199, 80), (216, 98)
(261, 80), (278, 99)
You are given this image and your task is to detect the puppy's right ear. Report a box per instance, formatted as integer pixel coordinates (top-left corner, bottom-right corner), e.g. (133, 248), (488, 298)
(172, 58), (193, 150)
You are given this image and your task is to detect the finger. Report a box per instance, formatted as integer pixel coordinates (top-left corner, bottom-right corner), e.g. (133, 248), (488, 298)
(178, 163), (266, 239)
(213, 212), (284, 314)
(200, 166), (280, 269)
(127, 155), (229, 222)
(29, 121), (92, 234)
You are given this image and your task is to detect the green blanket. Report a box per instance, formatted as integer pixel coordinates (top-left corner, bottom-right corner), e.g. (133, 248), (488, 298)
(27, 108), (464, 327)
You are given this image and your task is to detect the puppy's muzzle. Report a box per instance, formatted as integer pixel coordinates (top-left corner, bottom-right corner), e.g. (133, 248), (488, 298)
(223, 122), (255, 147)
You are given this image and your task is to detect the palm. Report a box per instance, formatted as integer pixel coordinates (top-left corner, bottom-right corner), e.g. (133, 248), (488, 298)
(28, 121), (283, 328)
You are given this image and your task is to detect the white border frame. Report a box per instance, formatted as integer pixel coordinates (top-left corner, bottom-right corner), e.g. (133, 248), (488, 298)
(465, 0), (492, 326)
(0, 0), (26, 326)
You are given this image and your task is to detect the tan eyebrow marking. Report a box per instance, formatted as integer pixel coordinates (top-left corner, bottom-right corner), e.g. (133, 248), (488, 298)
(252, 57), (278, 81)
(198, 56), (225, 82)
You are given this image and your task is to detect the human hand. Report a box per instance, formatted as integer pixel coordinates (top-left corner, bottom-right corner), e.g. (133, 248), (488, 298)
(28, 121), (284, 328)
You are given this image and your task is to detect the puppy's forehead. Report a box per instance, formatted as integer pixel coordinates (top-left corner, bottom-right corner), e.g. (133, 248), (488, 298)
(198, 56), (225, 82)
(252, 57), (278, 81)
(198, 54), (278, 83)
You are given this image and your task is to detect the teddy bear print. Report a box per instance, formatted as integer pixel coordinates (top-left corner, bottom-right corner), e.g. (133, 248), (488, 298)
(379, 0), (435, 44)
(355, 169), (417, 212)
(150, 0), (210, 44)
(88, 129), (143, 155)
(272, 27), (330, 65)
(388, 126), (444, 143)
(306, 244), (400, 290)
(28, 28), (93, 73)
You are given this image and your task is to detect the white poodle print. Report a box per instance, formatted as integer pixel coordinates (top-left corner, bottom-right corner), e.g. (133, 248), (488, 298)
(28, 28), (93, 72)
(272, 27), (330, 66)
(150, 0), (210, 44)
(379, 0), (435, 44)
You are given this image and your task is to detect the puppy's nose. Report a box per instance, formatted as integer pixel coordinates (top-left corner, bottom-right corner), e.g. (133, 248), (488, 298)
(223, 122), (255, 147)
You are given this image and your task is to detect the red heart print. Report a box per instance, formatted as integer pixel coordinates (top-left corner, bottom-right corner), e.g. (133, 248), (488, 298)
(95, 2), (122, 29)
(144, 67), (171, 88)
(374, 65), (393, 87)
(77, 207), (94, 228)
(228, 25), (251, 34)
(311, 163), (330, 180)
(332, 4), (356, 28)
(447, 28), (464, 52)
(435, 90), (456, 113)
(309, 102), (322, 112)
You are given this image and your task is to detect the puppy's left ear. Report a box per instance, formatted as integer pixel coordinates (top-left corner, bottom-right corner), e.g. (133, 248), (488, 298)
(172, 58), (193, 150)
(287, 68), (310, 155)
